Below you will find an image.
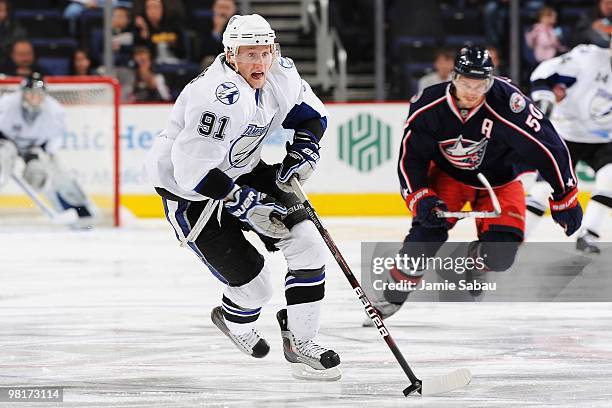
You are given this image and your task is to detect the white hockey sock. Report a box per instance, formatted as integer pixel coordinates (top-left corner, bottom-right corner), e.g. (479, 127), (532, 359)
(524, 209), (544, 239)
(225, 320), (255, 335)
(581, 200), (609, 238)
(525, 181), (552, 238)
(287, 301), (321, 341)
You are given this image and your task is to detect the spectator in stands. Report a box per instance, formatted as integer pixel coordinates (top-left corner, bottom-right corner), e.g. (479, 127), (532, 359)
(199, 0), (236, 68)
(483, 0), (509, 47)
(0, 0), (27, 67)
(0, 39), (45, 77)
(525, 6), (565, 63)
(128, 45), (171, 102)
(133, 0), (185, 21)
(112, 6), (135, 64)
(573, 0), (612, 47)
(70, 48), (99, 75)
(134, 0), (185, 64)
(416, 48), (455, 93)
(483, 0), (546, 49)
(64, 0), (112, 36)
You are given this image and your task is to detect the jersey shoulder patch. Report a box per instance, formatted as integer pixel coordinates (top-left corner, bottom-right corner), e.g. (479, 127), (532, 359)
(509, 92), (526, 113)
(278, 57), (295, 69)
(215, 82), (240, 105)
(410, 90), (423, 103)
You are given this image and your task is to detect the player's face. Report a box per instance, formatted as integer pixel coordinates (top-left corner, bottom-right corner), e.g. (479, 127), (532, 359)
(233, 45), (274, 89)
(22, 88), (45, 112)
(453, 76), (489, 108)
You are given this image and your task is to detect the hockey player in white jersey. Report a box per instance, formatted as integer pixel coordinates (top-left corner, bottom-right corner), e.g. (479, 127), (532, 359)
(146, 14), (340, 380)
(0, 73), (95, 226)
(526, 40), (612, 253)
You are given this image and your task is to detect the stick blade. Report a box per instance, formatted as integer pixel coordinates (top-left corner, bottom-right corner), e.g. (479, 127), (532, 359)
(421, 368), (472, 396)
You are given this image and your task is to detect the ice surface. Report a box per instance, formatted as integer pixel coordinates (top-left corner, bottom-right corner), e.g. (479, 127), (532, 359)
(0, 217), (611, 407)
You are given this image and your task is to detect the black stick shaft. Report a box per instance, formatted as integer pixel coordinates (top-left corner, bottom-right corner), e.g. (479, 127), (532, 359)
(292, 179), (421, 389)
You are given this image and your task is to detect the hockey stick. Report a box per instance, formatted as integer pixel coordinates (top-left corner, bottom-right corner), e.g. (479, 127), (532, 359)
(11, 173), (78, 225)
(290, 177), (472, 396)
(436, 173), (501, 219)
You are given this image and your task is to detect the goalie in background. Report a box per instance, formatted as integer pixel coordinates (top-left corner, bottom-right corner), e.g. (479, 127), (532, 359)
(0, 72), (95, 227)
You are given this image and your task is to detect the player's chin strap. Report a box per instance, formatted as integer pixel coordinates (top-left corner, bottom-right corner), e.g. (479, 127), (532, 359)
(179, 198), (223, 247)
(436, 173), (502, 219)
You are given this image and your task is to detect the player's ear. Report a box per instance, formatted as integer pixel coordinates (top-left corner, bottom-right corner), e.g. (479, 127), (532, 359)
(226, 50), (235, 66)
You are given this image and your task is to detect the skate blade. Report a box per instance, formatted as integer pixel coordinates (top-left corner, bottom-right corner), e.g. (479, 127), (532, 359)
(290, 363), (342, 382)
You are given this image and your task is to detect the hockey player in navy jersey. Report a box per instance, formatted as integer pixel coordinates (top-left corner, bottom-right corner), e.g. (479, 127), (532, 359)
(366, 46), (583, 323)
(526, 41), (612, 254)
(146, 14), (340, 380)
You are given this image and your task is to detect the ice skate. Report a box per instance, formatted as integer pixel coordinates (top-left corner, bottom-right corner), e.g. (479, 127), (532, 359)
(276, 309), (341, 381)
(576, 231), (600, 254)
(211, 306), (270, 358)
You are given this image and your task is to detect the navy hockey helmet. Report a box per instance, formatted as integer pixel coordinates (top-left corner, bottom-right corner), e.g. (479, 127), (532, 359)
(20, 72), (46, 120)
(453, 46), (494, 80)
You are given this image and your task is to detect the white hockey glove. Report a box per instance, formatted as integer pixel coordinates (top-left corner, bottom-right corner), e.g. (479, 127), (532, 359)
(224, 185), (291, 239)
(531, 89), (556, 118)
(276, 130), (320, 193)
(0, 138), (18, 188)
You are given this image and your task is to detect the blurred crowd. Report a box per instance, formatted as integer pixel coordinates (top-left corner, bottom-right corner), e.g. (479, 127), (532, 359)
(385, 0), (611, 98)
(0, 0), (609, 102)
(0, 0), (237, 102)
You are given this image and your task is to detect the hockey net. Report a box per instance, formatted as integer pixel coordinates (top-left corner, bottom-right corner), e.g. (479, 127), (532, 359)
(0, 76), (120, 227)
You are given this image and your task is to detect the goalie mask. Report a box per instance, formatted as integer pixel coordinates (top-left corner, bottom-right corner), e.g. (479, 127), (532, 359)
(21, 72), (46, 123)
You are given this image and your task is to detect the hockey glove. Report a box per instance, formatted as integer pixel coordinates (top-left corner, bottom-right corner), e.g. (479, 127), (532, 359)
(549, 187), (582, 236)
(225, 185), (291, 239)
(276, 130), (320, 193)
(531, 89), (556, 118)
(406, 188), (450, 229)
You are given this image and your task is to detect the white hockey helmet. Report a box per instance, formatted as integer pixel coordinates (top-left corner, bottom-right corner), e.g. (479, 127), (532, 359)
(222, 14), (276, 57)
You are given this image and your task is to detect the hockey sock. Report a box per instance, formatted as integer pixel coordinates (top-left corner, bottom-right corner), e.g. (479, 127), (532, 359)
(581, 198), (610, 239)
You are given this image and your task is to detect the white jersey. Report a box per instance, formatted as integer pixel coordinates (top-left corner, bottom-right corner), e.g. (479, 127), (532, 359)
(146, 54), (327, 201)
(0, 91), (65, 154)
(530, 44), (612, 144)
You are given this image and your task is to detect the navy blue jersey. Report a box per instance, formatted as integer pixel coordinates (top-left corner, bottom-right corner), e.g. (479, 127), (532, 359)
(398, 78), (577, 199)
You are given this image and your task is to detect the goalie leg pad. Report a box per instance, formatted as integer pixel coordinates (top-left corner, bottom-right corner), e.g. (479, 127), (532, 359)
(23, 151), (52, 191)
(44, 162), (94, 218)
(0, 138), (18, 189)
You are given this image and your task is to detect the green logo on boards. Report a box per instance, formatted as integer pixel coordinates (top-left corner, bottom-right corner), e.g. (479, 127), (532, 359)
(576, 161), (595, 183)
(338, 113), (392, 172)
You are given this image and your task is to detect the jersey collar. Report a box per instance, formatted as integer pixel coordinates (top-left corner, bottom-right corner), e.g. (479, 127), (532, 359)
(445, 83), (485, 124)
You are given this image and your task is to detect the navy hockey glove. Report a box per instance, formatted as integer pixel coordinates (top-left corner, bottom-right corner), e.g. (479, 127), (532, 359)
(549, 188), (582, 236)
(225, 185), (291, 239)
(276, 130), (320, 193)
(406, 188), (450, 229)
